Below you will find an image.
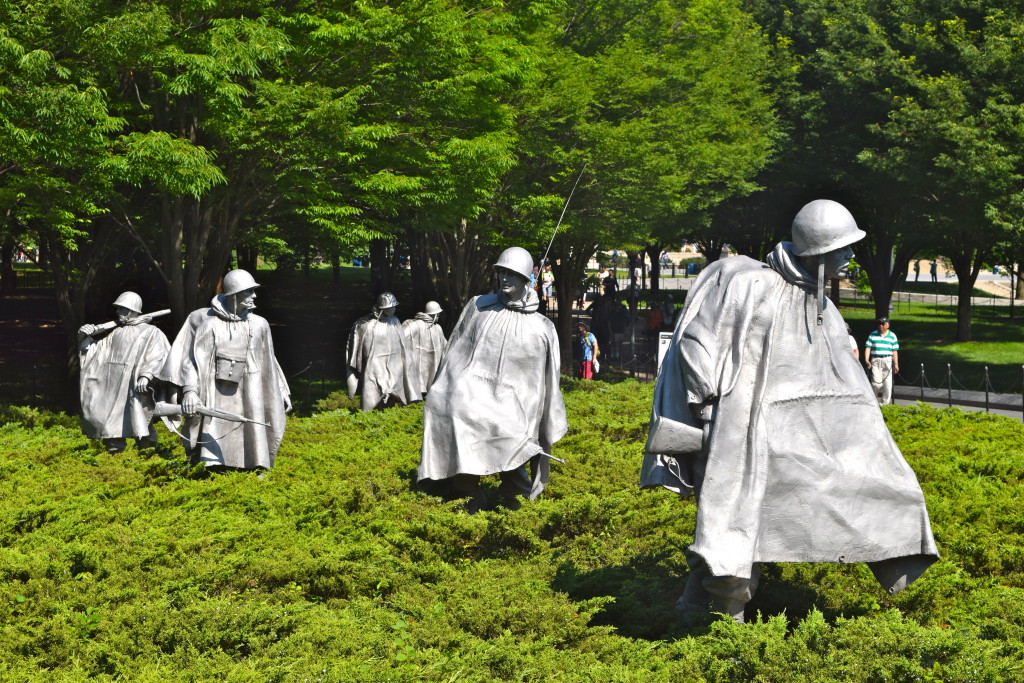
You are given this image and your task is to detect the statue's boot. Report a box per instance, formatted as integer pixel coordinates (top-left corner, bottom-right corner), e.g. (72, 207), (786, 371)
(711, 597), (748, 624)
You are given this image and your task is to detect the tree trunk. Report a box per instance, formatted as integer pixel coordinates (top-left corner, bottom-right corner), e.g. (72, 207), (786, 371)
(0, 236), (16, 297)
(697, 238), (725, 264)
(161, 194), (187, 325)
(369, 238), (391, 295)
(948, 249), (986, 342)
(407, 220), (493, 335)
(644, 244), (663, 293)
(550, 236), (596, 371)
(237, 246), (259, 273)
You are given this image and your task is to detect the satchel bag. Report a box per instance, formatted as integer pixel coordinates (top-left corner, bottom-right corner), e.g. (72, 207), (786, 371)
(215, 350), (247, 384)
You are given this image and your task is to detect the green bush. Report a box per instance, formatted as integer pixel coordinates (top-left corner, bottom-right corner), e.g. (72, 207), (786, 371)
(2, 385), (1024, 680)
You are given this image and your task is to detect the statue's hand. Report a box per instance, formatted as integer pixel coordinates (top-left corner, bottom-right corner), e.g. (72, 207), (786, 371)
(346, 372), (359, 400)
(79, 324), (96, 337)
(284, 396), (293, 413)
(182, 391), (200, 416)
(134, 376), (150, 395)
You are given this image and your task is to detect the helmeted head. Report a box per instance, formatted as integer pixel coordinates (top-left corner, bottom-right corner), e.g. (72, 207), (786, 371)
(791, 200), (865, 257)
(493, 247), (534, 282)
(374, 291), (399, 319)
(424, 301), (442, 315)
(222, 269), (260, 296)
(113, 291), (143, 314)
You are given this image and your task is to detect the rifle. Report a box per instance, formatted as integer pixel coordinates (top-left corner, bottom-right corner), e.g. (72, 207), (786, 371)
(150, 400), (270, 427)
(89, 309), (172, 335)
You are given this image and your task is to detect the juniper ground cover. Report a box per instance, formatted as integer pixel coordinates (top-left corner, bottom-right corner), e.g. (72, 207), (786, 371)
(2, 380), (1024, 681)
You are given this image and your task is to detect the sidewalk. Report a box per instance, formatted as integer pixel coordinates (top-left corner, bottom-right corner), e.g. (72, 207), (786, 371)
(893, 384), (1024, 419)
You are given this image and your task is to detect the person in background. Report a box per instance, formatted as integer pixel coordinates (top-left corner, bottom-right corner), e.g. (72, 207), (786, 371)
(846, 322), (859, 361)
(864, 316), (899, 404)
(576, 321), (599, 379)
(541, 264), (555, 304)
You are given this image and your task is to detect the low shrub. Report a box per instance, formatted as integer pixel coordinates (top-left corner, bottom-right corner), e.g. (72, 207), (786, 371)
(1, 385), (1023, 680)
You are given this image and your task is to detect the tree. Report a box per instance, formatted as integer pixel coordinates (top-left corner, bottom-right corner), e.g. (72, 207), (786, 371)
(495, 0), (777, 364)
(858, 3), (1024, 339)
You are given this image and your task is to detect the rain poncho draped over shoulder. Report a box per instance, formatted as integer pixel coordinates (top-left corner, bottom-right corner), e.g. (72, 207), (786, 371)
(79, 323), (170, 439)
(643, 242), (938, 581)
(402, 313), (447, 394)
(418, 290), (568, 498)
(345, 314), (421, 410)
(159, 295), (290, 469)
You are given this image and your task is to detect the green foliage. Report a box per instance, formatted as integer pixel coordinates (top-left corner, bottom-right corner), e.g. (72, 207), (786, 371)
(2, 384), (1024, 679)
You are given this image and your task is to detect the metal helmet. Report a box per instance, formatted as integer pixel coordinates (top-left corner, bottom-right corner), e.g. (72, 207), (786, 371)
(113, 291), (143, 313)
(222, 269), (260, 296)
(374, 292), (399, 311)
(424, 301), (442, 315)
(492, 246), (534, 280)
(791, 200), (866, 256)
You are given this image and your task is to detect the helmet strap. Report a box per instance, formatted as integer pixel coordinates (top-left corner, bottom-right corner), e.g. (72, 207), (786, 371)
(816, 257), (825, 326)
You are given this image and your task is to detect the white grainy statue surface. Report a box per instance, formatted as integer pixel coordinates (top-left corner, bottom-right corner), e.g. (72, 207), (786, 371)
(418, 247), (568, 512)
(78, 291), (170, 452)
(401, 301), (446, 396)
(345, 292), (422, 411)
(159, 270), (291, 470)
(643, 200), (939, 623)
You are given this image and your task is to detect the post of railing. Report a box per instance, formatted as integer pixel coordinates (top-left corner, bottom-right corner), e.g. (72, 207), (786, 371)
(947, 364), (952, 407)
(984, 366), (989, 413)
(920, 363), (925, 400)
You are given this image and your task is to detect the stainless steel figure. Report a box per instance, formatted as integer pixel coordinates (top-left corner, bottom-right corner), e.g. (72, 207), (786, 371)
(418, 247), (568, 512)
(643, 200), (938, 623)
(78, 292), (171, 453)
(158, 269), (291, 470)
(402, 301), (447, 397)
(345, 292), (422, 411)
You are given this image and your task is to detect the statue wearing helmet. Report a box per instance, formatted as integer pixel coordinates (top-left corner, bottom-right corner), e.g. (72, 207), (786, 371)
(77, 292), (171, 453)
(402, 301), (447, 396)
(345, 292), (422, 411)
(643, 199), (937, 625)
(418, 247), (568, 513)
(158, 269), (291, 470)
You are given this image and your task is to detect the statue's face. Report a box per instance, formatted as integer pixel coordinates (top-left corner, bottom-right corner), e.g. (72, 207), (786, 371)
(235, 288), (257, 311)
(115, 306), (136, 325)
(497, 268), (528, 298)
(823, 246), (854, 280)
(378, 306), (396, 318)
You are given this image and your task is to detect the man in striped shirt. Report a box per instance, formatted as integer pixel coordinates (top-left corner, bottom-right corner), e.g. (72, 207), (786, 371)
(864, 317), (900, 404)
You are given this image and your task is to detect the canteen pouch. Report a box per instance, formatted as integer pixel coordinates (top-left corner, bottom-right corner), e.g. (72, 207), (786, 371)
(215, 350), (247, 384)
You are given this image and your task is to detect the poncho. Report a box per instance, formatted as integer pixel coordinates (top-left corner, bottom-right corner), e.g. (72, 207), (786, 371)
(402, 313), (447, 394)
(159, 295), (290, 469)
(79, 323), (170, 440)
(345, 313), (421, 410)
(643, 242), (938, 582)
(418, 290), (568, 498)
